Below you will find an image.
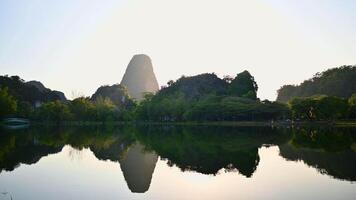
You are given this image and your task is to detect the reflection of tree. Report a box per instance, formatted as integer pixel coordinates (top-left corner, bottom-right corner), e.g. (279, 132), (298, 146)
(134, 125), (290, 177)
(279, 127), (356, 181)
(1, 124), (356, 191)
(0, 126), (136, 173)
(0, 128), (61, 173)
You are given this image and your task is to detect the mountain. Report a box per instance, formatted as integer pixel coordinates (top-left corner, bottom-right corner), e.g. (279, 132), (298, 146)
(120, 54), (159, 100)
(27, 80), (66, 101)
(91, 84), (134, 109)
(136, 72), (289, 121)
(0, 75), (66, 106)
(277, 65), (356, 102)
(158, 73), (229, 101)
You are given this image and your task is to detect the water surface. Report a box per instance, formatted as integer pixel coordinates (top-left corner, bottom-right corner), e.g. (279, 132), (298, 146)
(0, 125), (355, 200)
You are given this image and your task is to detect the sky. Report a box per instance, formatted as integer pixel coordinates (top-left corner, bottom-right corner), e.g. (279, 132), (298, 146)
(0, 0), (355, 100)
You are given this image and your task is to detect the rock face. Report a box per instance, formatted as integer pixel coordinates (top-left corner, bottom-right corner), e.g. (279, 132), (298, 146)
(27, 80), (67, 101)
(90, 84), (134, 108)
(120, 54), (159, 100)
(26, 81), (48, 92)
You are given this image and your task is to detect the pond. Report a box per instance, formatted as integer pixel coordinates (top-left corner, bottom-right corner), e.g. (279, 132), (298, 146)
(0, 125), (355, 200)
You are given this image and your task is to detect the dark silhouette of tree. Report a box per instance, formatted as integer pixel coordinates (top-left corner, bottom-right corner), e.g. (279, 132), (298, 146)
(289, 96), (349, 120)
(0, 87), (17, 118)
(229, 70), (258, 100)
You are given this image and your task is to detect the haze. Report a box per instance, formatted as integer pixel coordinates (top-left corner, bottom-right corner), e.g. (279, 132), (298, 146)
(1, 0), (355, 100)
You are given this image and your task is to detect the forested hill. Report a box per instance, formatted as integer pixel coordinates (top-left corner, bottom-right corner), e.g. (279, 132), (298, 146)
(158, 73), (229, 100)
(136, 71), (290, 121)
(277, 65), (356, 102)
(0, 75), (66, 105)
(90, 84), (134, 109)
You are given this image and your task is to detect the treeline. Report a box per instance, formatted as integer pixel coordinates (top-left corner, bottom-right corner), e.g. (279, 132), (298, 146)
(0, 90), (135, 122)
(0, 75), (66, 104)
(135, 71), (290, 121)
(135, 71), (356, 122)
(289, 94), (356, 120)
(277, 65), (356, 102)
(0, 81), (135, 122)
(1, 69), (356, 122)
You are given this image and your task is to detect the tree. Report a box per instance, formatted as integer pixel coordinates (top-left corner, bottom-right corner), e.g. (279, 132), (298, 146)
(167, 80), (174, 86)
(348, 94), (356, 119)
(69, 97), (95, 121)
(17, 101), (33, 118)
(91, 84), (134, 109)
(289, 97), (318, 120)
(223, 75), (233, 83)
(349, 94), (356, 106)
(315, 96), (348, 120)
(94, 96), (117, 121)
(277, 65), (356, 102)
(289, 96), (349, 120)
(35, 101), (73, 122)
(0, 87), (17, 118)
(229, 70), (258, 100)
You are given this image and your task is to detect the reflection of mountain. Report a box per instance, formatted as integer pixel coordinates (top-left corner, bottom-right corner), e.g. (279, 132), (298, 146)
(135, 126), (290, 177)
(119, 143), (158, 193)
(0, 126), (159, 193)
(1, 125), (356, 188)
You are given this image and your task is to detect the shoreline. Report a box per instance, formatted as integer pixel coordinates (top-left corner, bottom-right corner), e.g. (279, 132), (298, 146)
(5, 120), (355, 127)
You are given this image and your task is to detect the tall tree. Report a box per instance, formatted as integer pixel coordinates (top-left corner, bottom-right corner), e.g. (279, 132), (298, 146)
(0, 87), (17, 118)
(229, 70), (258, 100)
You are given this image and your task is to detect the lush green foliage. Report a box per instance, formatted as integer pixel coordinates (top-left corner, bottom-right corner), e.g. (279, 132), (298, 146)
(31, 96), (134, 122)
(91, 84), (134, 109)
(348, 94), (356, 119)
(0, 76), (136, 122)
(229, 70), (258, 100)
(1, 69), (355, 122)
(289, 95), (350, 120)
(183, 97), (289, 121)
(277, 65), (356, 102)
(69, 97), (98, 121)
(34, 101), (73, 122)
(0, 75), (65, 105)
(0, 87), (17, 118)
(135, 71), (289, 121)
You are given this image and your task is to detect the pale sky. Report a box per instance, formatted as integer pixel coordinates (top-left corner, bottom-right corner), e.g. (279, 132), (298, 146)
(1, 0), (355, 100)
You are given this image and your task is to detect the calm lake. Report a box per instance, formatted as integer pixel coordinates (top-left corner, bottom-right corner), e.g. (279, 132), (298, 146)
(0, 125), (355, 200)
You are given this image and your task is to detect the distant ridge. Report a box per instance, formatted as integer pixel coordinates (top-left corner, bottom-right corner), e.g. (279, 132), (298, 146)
(0, 75), (66, 106)
(27, 80), (66, 101)
(276, 65), (356, 102)
(120, 54), (159, 100)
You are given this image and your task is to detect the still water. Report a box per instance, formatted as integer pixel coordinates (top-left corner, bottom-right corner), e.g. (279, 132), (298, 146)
(0, 125), (355, 200)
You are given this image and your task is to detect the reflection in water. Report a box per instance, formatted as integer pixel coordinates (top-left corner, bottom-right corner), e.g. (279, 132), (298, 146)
(119, 143), (158, 193)
(279, 127), (356, 181)
(0, 125), (355, 197)
(133, 126), (291, 177)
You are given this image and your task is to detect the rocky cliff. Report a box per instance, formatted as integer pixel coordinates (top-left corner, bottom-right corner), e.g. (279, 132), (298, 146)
(27, 80), (66, 101)
(120, 54), (159, 100)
